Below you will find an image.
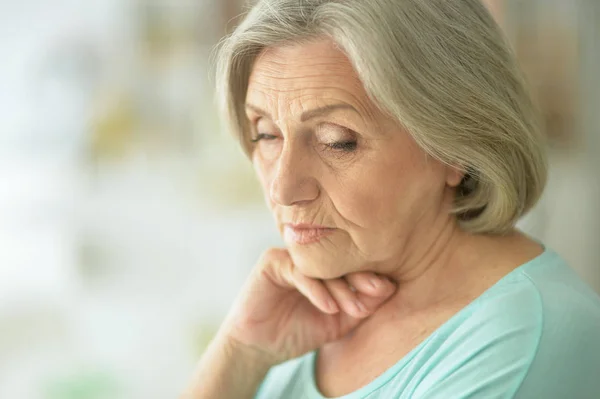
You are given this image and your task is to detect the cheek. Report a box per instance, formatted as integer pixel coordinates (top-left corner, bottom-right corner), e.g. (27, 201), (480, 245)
(329, 157), (441, 230)
(328, 164), (406, 224)
(334, 182), (403, 229)
(253, 156), (276, 206)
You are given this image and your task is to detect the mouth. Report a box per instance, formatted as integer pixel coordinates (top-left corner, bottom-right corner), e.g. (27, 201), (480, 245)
(283, 224), (336, 245)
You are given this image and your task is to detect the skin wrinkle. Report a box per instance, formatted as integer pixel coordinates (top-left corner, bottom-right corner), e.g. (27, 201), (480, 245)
(247, 39), (467, 284)
(250, 54), (375, 128)
(250, 92), (371, 131)
(248, 103), (361, 125)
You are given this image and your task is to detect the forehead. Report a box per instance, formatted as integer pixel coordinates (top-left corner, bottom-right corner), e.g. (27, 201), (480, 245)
(246, 40), (374, 116)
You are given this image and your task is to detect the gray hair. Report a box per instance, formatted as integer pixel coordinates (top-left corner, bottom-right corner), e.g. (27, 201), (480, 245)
(212, 0), (548, 234)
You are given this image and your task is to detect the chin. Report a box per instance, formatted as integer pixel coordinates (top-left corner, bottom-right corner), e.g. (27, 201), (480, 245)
(287, 245), (349, 280)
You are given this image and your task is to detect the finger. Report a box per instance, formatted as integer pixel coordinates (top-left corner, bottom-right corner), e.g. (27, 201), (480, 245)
(291, 271), (340, 315)
(345, 272), (395, 297)
(333, 278), (397, 336)
(324, 278), (368, 318)
(258, 248), (295, 289)
(263, 250), (339, 314)
(354, 277), (396, 310)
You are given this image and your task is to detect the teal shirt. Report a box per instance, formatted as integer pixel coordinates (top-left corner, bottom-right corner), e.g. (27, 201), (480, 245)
(254, 249), (600, 398)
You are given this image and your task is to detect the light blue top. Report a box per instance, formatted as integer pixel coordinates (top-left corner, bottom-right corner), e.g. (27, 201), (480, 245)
(254, 248), (600, 398)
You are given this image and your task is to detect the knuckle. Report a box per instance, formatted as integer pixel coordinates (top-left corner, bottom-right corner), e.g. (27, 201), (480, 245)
(259, 247), (288, 264)
(257, 248), (294, 284)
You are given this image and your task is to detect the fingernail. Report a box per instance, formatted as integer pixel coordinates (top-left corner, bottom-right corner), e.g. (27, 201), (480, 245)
(328, 299), (339, 313)
(369, 278), (380, 289)
(355, 300), (367, 313)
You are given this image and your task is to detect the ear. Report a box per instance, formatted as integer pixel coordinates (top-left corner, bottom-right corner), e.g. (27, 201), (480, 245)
(445, 165), (465, 188)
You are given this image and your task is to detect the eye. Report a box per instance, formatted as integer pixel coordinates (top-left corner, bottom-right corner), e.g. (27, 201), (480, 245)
(250, 133), (279, 142)
(316, 124), (358, 153)
(326, 141), (357, 152)
(251, 132), (282, 161)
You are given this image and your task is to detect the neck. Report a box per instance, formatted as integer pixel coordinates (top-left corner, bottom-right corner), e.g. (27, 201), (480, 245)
(391, 215), (462, 280)
(383, 217), (470, 310)
(379, 222), (539, 313)
(377, 197), (532, 310)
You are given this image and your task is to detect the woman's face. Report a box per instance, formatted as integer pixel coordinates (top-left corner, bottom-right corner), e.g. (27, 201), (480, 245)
(247, 39), (461, 279)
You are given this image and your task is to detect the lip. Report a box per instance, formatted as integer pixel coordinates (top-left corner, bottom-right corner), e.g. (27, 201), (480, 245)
(283, 224), (335, 245)
(286, 223), (331, 229)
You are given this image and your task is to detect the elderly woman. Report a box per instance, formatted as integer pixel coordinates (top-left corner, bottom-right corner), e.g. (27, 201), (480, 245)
(181, 0), (600, 398)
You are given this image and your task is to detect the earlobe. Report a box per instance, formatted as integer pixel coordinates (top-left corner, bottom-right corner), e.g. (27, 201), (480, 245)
(446, 166), (465, 188)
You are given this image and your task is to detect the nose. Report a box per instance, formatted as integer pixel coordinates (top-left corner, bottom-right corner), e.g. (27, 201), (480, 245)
(269, 145), (319, 206)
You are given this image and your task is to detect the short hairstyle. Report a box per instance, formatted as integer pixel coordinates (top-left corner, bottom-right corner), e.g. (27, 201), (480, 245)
(212, 0), (548, 234)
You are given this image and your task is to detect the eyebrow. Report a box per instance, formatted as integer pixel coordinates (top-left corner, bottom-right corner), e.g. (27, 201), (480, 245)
(245, 103), (359, 123)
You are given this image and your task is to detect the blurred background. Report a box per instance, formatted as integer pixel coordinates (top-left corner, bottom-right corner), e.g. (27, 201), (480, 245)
(0, 0), (598, 398)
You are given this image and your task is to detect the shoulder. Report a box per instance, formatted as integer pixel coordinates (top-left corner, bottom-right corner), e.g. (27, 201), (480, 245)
(412, 268), (543, 397)
(461, 248), (600, 345)
(514, 250), (600, 398)
(517, 248), (600, 351)
(519, 249), (600, 320)
(414, 249), (600, 398)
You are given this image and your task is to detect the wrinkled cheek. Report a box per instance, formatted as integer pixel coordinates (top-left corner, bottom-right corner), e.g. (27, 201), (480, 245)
(338, 191), (383, 228)
(337, 192), (398, 247)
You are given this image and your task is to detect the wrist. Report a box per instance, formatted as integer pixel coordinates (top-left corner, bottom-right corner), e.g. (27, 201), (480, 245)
(216, 330), (278, 373)
(180, 331), (274, 399)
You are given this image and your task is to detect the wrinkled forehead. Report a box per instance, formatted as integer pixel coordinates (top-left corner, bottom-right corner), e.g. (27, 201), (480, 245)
(245, 40), (377, 123)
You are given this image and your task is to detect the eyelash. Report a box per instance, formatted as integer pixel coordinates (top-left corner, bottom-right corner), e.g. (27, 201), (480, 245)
(250, 133), (277, 143)
(250, 134), (358, 153)
(326, 141), (357, 152)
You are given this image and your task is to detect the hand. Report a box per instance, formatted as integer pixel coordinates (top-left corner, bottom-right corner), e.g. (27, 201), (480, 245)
(220, 248), (397, 366)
